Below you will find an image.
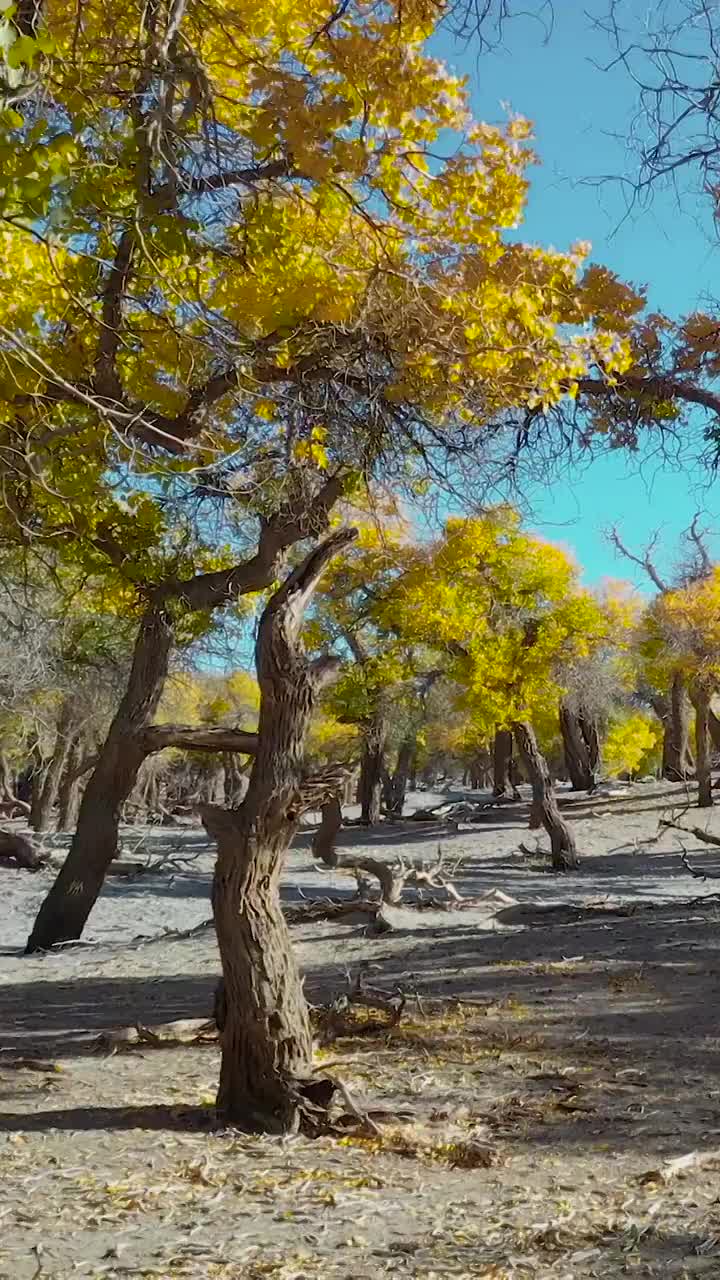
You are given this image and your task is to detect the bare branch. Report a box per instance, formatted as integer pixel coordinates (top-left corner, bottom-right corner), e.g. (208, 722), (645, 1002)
(608, 526), (669, 593)
(686, 511), (713, 579)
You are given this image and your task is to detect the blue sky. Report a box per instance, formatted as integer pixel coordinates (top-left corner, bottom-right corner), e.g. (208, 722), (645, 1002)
(434, 5), (720, 591)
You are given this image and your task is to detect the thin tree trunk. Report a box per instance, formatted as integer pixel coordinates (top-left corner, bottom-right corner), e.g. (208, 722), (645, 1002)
(0, 749), (14, 800)
(223, 753), (247, 806)
(387, 737), (414, 816)
(57, 735), (84, 832)
(559, 701), (595, 791)
(513, 719), (579, 871)
(358, 707), (387, 824)
(33, 703), (76, 832)
(28, 745), (47, 832)
(691, 684), (713, 809)
(206, 530), (354, 1131)
(311, 796), (342, 867)
(579, 707), (601, 782)
(492, 729), (514, 796)
(709, 701), (720, 752)
(26, 606), (174, 951)
(665, 673), (695, 780)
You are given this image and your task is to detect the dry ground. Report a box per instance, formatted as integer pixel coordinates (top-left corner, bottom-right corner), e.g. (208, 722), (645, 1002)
(3, 782), (720, 1278)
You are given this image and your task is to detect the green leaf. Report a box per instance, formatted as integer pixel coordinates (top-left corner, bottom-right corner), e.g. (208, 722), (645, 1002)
(6, 34), (38, 69)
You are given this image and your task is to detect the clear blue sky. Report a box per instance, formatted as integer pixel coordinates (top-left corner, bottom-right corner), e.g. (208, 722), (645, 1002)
(434, 5), (720, 591)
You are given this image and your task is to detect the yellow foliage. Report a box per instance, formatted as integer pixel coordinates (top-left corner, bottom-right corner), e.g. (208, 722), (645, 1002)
(603, 712), (662, 778)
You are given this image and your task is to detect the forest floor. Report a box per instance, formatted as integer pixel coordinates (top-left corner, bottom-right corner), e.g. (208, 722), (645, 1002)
(3, 781), (720, 1278)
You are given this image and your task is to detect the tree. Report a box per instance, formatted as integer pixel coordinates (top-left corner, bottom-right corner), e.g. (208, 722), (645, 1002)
(642, 567), (720, 807)
(4, 0), (651, 1129)
(610, 529), (698, 780)
(375, 508), (617, 869)
(305, 506), (427, 825)
(603, 711), (662, 779)
(206, 528), (356, 1130)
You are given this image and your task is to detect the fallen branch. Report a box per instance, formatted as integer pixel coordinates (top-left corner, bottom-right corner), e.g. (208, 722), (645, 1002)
(677, 845), (720, 881)
(314, 972), (406, 1044)
(95, 1017), (218, 1054)
(0, 830), (46, 871)
(661, 817), (720, 848)
(334, 844), (463, 906)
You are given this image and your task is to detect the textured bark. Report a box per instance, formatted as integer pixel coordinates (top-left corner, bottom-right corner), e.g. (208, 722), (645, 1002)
(709, 701), (720, 752)
(26, 606), (174, 951)
(0, 750), (14, 801)
(492, 730), (516, 796)
(28, 746), (47, 832)
(57, 736), (84, 832)
(0, 750), (29, 817)
(206, 529), (356, 1131)
(387, 737), (415, 817)
(223, 753), (248, 806)
(358, 707), (388, 825)
(514, 719), (579, 870)
(691, 684), (713, 809)
(665, 674), (695, 780)
(311, 796), (342, 867)
(559, 701), (597, 792)
(33, 703), (76, 832)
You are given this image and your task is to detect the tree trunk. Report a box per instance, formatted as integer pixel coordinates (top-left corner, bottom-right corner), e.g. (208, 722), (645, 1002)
(26, 606), (174, 951)
(57, 735), (84, 832)
(513, 719), (579, 871)
(311, 796), (342, 867)
(387, 737), (415, 817)
(206, 530), (354, 1131)
(559, 701), (596, 792)
(709, 701), (720, 752)
(28, 746), (47, 832)
(33, 703), (76, 832)
(691, 684), (713, 809)
(358, 707), (387, 825)
(0, 749), (14, 801)
(223, 753), (248, 806)
(662, 673), (695, 780)
(492, 729), (514, 796)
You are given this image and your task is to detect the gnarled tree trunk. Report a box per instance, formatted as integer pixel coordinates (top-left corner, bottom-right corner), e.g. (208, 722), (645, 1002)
(358, 706), (388, 825)
(26, 606), (174, 951)
(559, 700), (599, 792)
(223, 753), (248, 806)
(492, 728), (514, 796)
(660, 673), (695, 780)
(513, 719), (579, 871)
(691, 683), (713, 809)
(33, 702), (77, 832)
(57, 735), (84, 832)
(206, 529), (355, 1131)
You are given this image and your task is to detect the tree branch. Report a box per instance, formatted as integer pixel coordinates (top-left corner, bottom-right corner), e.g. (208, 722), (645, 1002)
(577, 373), (720, 420)
(94, 228), (135, 399)
(187, 160), (291, 193)
(143, 724), (258, 755)
(608, 526), (669, 593)
(687, 512), (713, 578)
(153, 473), (347, 610)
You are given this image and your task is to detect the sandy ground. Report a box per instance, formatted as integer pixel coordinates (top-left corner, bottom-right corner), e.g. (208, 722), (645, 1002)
(3, 782), (720, 1278)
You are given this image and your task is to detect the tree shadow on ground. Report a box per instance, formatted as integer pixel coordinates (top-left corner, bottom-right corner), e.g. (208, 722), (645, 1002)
(0, 1103), (212, 1132)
